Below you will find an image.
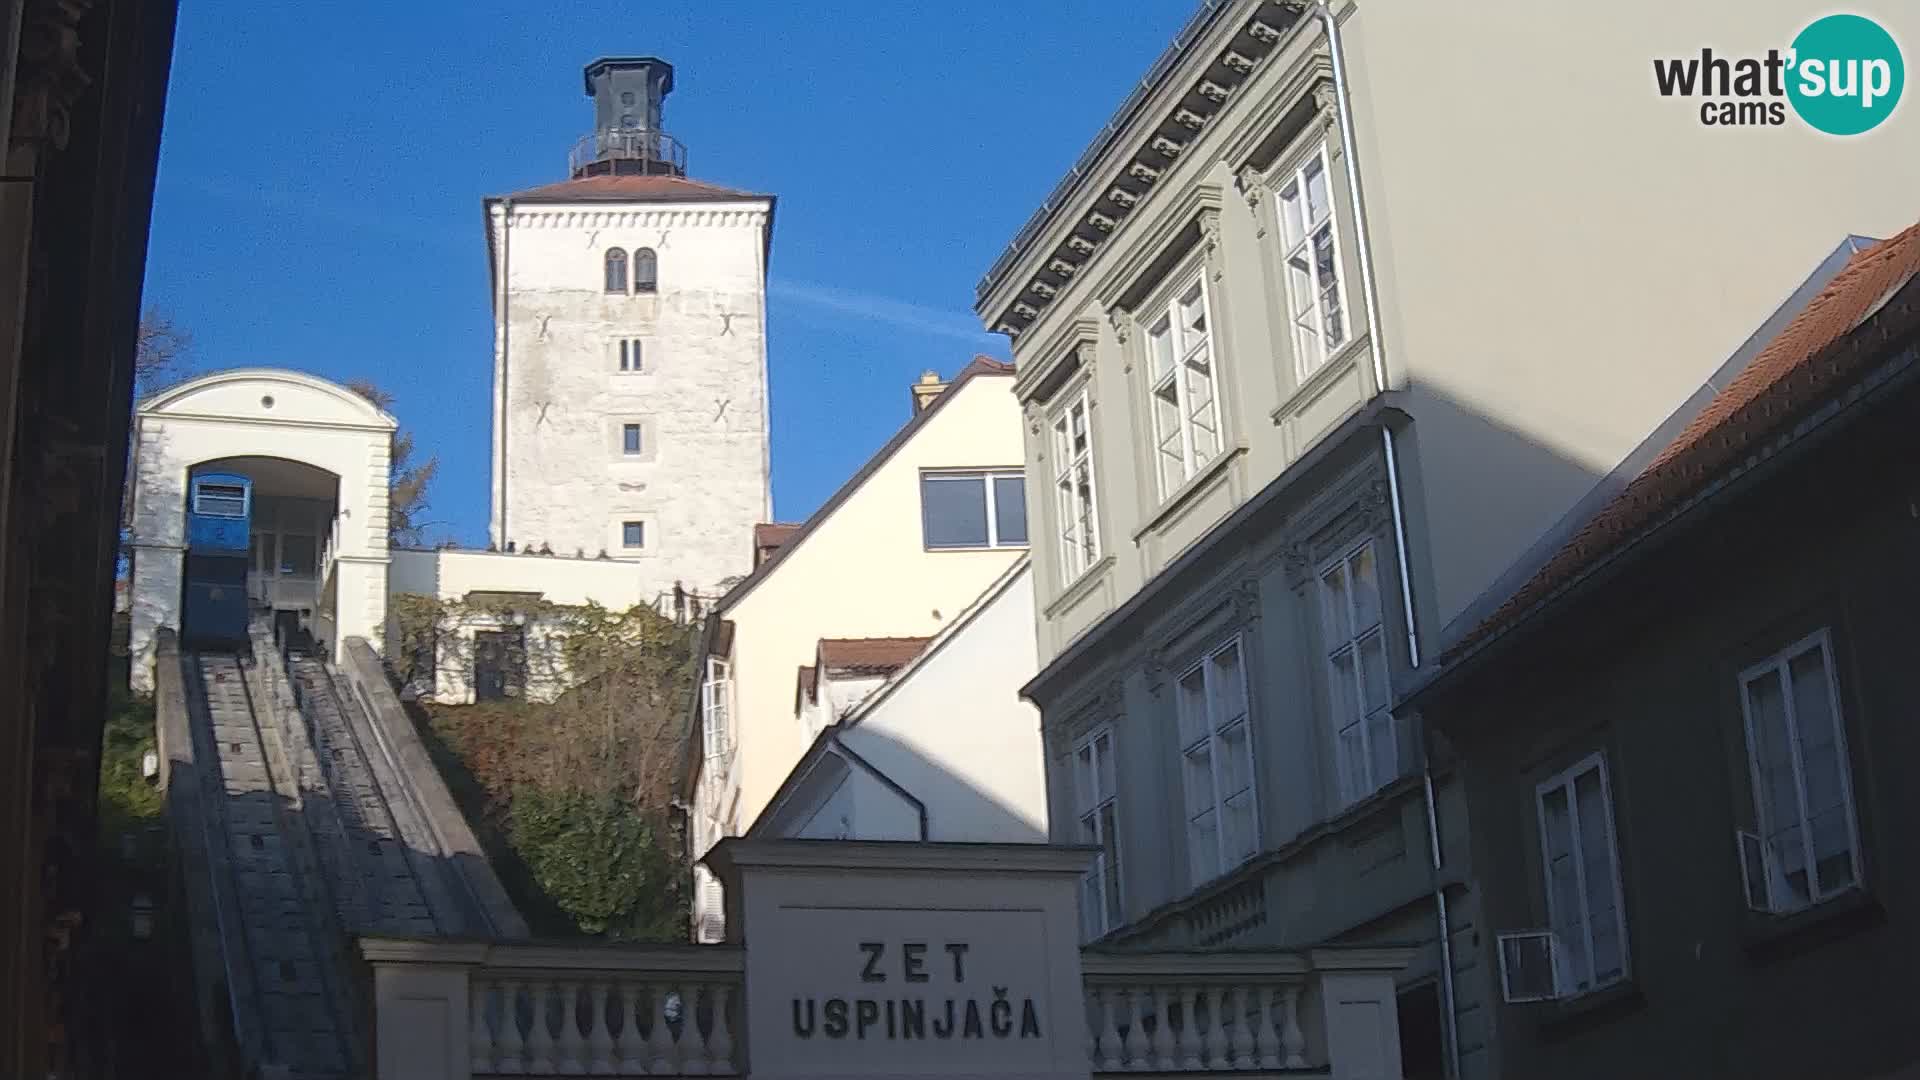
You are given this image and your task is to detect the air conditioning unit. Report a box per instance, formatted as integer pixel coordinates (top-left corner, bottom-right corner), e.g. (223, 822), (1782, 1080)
(1496, 930), (1570, 1004)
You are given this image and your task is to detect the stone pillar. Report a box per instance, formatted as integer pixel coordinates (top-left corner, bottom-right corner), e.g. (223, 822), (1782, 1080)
(129, 543), (183, 692)
(1310, 948), (1412, 1080)
(361, 939), (487, 1080)
(703, 839), (1097, 1080)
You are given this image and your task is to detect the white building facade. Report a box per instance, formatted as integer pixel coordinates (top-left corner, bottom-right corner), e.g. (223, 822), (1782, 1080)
(486, 56), (772, 606)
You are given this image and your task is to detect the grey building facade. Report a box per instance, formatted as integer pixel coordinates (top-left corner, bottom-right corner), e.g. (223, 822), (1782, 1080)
(973, 2), (1920, 1079)
(1408, 229), (1920, 1079)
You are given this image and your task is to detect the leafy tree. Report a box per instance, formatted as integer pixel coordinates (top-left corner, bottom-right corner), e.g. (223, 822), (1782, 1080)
(344, 379), (439, 547)
(509, 788), (683, 939)
(134, 308), (191, 395)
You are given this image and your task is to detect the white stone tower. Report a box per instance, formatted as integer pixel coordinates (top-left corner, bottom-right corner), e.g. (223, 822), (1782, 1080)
(485, 57), (773, 604)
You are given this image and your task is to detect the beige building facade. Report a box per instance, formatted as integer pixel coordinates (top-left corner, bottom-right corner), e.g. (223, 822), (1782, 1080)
(683, 360), (1029, 942)
(974, 2), (1920, 1077)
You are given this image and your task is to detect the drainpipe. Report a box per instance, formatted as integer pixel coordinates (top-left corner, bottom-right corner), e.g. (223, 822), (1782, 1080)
(1317, 4), (1458, 1078)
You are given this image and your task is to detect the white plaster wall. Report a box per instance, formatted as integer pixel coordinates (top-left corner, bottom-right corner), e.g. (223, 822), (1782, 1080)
(701, 373), (1027, 844)
(489, 199), (772, 602)
(837, 562), (1047, 843)
(128, 370), (394, 691)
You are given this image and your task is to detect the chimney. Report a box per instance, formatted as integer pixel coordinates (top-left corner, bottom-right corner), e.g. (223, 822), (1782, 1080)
(910, 370), (947, 413)
(572, 57), (685, 178)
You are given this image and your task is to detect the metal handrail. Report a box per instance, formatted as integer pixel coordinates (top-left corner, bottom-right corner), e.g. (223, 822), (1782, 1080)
(567, 128), (688, 178)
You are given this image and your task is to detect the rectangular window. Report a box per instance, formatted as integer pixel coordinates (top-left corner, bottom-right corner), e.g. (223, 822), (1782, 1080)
(1051, 388), (1101, 582)
(702, 657), (733, 760)
(1534, 753), (1629, 997)
(1737, 630), (1862, 915)
(1072, 727), (1122, 940)
(621, 520), (645, 549)
(1277, 146), (1348, 379)
(920, 470), (1028, 549)
(193, 482), (248, 518)
(618, 338), (644, 372)
(1174, 637), (1258, 886)
(1320, 541), (1396, 806)
(622, 423), (643, 455)
(1145, 277), (1222, 499)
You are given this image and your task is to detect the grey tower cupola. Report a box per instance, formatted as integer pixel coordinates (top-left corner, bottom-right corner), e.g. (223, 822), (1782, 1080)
(569, 56), (687, 179)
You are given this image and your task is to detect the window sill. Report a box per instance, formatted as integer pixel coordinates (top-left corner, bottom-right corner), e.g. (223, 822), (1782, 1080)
(1740, 886), (1882, 962)
(1132, 445), (1246, 543)
(1044, 553), (1116, 619)
(1270, 331), (1373, 426)
(923, 543), (1030, 555)
(1533, 979), (1645, 1042)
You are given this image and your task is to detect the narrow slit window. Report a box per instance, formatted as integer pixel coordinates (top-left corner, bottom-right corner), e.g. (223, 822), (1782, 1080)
(622, 423), (643, 455)
(622, 521), (645, 549)
(618, 338), (644, 372)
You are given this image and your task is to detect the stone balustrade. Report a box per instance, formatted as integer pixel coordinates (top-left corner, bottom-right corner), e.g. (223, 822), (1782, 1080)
(362, 937), (1411, 1080)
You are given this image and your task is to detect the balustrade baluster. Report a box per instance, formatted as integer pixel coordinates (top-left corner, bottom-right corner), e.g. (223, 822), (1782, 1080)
(1225, 987), (1250, 1068)
(680, 981), (710, 1075)
(1121, 987), (1149, 1070)
(709, 983), (736, 1074)
(472, 982), (495, 1074)
(1084, 988), (1102, 1069)
(1279, 986), (1308, 1068)
(498, 980), (528, 1074)
(1096, 988), (1121, 1071)
(1150, 986), (1176, 1070)
(556, 979), (588, 1074)
(647, 984), (676, 1074)
(1178, 986), (1204, 1069)
(1253, 986), (1279, 1068)
(614, 981), (646, 1075)
(526, 980), (556, 1074)
(1204, 986), (1229, 1068)
(587, 981), (615, 1074)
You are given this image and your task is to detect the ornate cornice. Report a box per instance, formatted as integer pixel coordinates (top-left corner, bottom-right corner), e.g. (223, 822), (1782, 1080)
(508, 208), (767, 230)
(980, 2), (1308, 341)
(11, 0), (94, 156)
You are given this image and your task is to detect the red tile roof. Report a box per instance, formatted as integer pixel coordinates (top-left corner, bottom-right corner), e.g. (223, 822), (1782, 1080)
(817, 637), (932, 675)
(1445, 220), (1920, 662)
(753, 522), (804, 566)
(494, 173), (767, 204)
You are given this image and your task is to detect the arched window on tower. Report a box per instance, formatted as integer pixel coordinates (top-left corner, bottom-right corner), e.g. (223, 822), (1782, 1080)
(604, 248), (628, 294)
(634, 248), (658, 294)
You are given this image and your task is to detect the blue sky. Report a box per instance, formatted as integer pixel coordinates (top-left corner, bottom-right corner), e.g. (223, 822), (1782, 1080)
(143, 1), (1199, 544)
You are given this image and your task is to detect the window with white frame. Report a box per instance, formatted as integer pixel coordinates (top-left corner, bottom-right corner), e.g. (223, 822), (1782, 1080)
(1051, 387), (1101, 581)
(920, 470), (1028, 549)
(1072, 727), (1122, 940)
(1276, 146), (1348, 380)
(1174, 637), (1258, 886)
(1521, 753), (1629, 1001)
(1736, 630), (1862, 915)
(622, 423), (644, 456)
(1145, 277), (1223, 499)
(621, 520), (645, 549)
(1319, 540), (1397, 805)
(702, 656), (733, 761)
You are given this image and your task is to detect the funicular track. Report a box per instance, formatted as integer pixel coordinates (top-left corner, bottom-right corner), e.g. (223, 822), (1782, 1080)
(181, 646), (356, 1079)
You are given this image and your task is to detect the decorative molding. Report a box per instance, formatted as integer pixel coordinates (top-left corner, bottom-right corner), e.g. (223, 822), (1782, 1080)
(1200, 207), (1224, 281)
(1232, 578), (1263, 626)
(1126, 161), (1162, 185)
(1248, 19), (1284, 45)
(1143, 652), (1168, 693)
(1237, 164), (1269, 211)
(1282, 540), (1313, 587)
(1108, 186), (1142, 210)
(1029, 280), (1059, 299)
(1048, 257), (1080, 279)
(509, 207), (768, 231)
(1221, 51), (1256, 76)
(1087, 211), (1117, 233)
(1066, 235), (1098, 256)
(1198, 80), (1233, 104)
(1149, 135), (1186, 160)
(1097, 679), (1125, 720)
(1013, 302), (1041, 320)
(1107, 306), (1131, 346)
(1174, 108), (1208, 131)
(11, 0), (94, 156)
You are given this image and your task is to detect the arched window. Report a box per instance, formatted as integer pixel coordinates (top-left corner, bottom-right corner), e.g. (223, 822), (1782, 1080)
(604, 248), (628, 294)
(634, 247), (658, 293)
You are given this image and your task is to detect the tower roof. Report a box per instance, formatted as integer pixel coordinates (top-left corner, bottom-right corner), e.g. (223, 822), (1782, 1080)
(490, 173), (768, 205)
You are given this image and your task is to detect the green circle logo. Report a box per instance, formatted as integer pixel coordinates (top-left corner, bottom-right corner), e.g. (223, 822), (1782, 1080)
(1787, 14), (1904, 135)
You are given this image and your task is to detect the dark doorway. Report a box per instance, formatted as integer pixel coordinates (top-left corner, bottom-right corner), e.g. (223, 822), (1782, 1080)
(1397, 980), (1445, 1080)
(472, 628), (527, 702)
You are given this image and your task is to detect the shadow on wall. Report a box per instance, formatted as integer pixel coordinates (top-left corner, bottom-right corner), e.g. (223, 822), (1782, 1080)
(777, 725), (1049, 845)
